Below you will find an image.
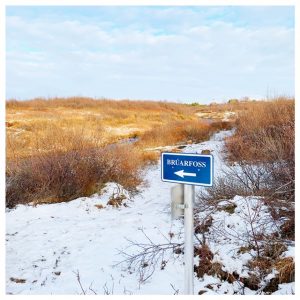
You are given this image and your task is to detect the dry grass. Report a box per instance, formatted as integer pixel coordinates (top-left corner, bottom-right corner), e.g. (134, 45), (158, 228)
(10, 277), (26, 284)
(138, 119), (233, 148)
(6, 144), (144, 208)
(275, 257), (295, 284)
(196, 97), (295, 293)
(138, 120), (211, 147)
(225, 97), (295, 201)
(6, 97), (201, 160)
(5, 96), (238, 207)
(7, 97), (221, 207)
(225, 98), (295, 164)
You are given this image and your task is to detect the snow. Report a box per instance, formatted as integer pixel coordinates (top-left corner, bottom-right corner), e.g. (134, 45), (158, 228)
(222, 111), (236, 121)
(6, 130), (294, 295)
(196, 195), (277, 282)
(272, 283), (295, 295)
(6, 172), (181, 295)
(282, 246), (295, 258)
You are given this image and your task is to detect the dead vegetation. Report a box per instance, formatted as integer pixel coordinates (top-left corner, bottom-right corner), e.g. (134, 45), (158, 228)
(137, 120), (232, 148)
(224, 97), (295, 235)
(110, 97), (295, 295)
(6, 144), (144, 208)
(194, 97), (295, 294)
(115, 228), (182, 285)
(9, 277), (26, 284)
(107, 193), (127, 208)
(6, 97), (200, 160)
(193, 238), (294, 294)
(6, 97), (234, 208)
(6, 97), (234, 160)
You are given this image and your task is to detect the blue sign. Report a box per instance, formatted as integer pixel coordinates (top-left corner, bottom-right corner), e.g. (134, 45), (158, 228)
(161, 152), (213, 186)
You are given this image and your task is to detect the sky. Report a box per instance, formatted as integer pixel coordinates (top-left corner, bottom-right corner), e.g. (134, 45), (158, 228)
(6, 6), (295, 103)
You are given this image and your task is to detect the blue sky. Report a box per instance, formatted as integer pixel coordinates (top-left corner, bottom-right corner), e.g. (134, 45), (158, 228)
(6, 6), (294, 103)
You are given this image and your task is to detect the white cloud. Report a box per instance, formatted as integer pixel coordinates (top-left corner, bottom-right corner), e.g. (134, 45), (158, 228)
(6, 9), (294, 102)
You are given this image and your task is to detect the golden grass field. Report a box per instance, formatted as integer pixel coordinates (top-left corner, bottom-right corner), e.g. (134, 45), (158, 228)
(6, 96), (294, 208)
(6, 97), (235, 206)
(6, 97), (236, 160)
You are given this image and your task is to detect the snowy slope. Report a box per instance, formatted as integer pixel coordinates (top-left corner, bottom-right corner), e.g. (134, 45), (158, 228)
(6, 130), (294, 295)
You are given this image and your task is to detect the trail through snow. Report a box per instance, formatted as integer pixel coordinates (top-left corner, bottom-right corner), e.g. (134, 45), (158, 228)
(6, 130), (294, 295)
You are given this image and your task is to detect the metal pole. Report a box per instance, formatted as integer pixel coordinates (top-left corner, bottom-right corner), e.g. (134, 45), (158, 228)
(184, 184), (194, 295)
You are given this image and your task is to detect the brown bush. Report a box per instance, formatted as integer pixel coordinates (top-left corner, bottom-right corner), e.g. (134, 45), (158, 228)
(275, 257), (295, 284)
(262, 257), (295, 294)
(141, 151), (159, 165)
(280, 218), (295, 240)
(138, 120), (207, 147)
(138, 119), (231, 148)
(194, 244), (214, 278)
(6, 97), (194, 115)
(242, 274), (261, 291)
(107, 193), (127, 208)
(226, 98), (294, 169)
(262, 242), (287, 260)
(6, 97), (235, 208)
(248, 257), (273, 275)
(6, 144), (144, 208)
(224, 98), (294, 235)
(197, 176), (250, 205)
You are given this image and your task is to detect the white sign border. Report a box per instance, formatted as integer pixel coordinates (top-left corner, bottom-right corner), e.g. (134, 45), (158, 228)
(161, 152), (214, 186)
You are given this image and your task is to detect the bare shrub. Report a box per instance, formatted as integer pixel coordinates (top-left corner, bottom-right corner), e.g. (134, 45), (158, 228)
(140, 151), (159, 165)
(225, 98), (295, 203)
(223, 98), (295, 248)
(138, 120), (208, 147)
(198, 175), (250, 205)
(6, 144), (144, 208)
(226, 99), (294, 160)
(138, 119), (231, 148)
(116, 228), (182, 284)
(194, 244), (214, 278)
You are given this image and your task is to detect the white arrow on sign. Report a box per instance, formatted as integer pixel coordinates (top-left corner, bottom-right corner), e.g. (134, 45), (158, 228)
(174, 170), (197, 178)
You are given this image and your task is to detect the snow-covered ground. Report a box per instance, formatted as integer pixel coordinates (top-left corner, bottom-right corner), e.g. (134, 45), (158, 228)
(6, 130), (294, 295)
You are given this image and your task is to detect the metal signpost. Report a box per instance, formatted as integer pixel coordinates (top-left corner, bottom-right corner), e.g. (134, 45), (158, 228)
(161, 152), (213, 295)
